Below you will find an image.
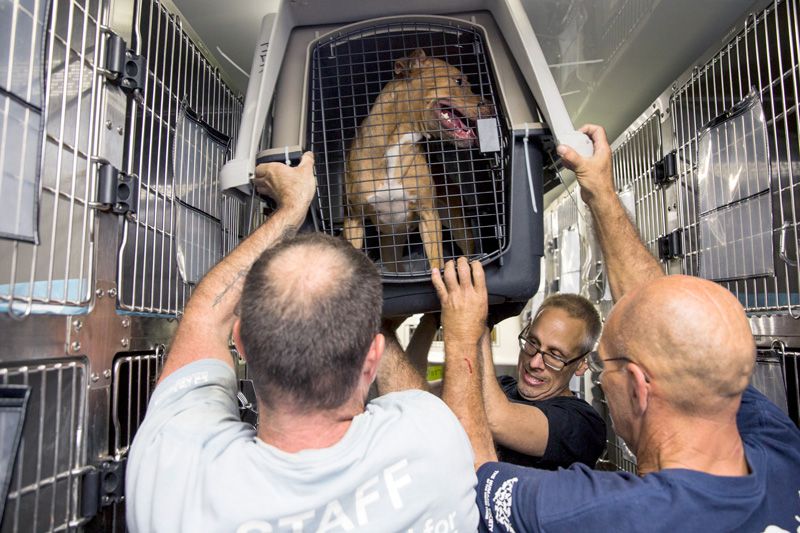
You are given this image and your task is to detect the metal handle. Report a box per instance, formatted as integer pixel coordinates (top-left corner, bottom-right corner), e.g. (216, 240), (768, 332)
(779, 222), (798, 267)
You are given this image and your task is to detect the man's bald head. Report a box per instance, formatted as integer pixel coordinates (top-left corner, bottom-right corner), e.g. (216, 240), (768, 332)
(239, 233), (382, 412)
(603, 275), (755, 415)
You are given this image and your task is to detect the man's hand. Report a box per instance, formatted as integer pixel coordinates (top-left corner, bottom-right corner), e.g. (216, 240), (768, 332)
(432, 258), (488, 347)
(557, 124), (614, 204)
(253, 151), (316, 212)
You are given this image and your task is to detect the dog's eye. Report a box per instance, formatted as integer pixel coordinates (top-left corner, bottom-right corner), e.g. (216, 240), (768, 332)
(455, 77), (464, 86)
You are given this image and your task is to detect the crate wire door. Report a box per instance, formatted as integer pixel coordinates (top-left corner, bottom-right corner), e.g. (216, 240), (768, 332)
(118, 0), (249, 315)
(0, 0), (106, 317)
(309, 20), (508, 277)
(671, 0), (800, 314)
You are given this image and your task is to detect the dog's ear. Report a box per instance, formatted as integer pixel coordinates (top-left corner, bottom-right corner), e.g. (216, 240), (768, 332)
(394, 48), (427, 77)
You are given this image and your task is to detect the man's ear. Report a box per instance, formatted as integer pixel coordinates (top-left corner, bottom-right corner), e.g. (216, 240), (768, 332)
(362, 333), (386, 384)
(626, 363), (650, 415)
(232, 319), (247, 362)
(394, 48), (427, 77)
(574, 356), (589, 377)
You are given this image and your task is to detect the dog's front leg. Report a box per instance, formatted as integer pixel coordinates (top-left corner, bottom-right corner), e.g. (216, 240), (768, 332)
(419, 208), (444, 271)
(343, 211), (365, 251)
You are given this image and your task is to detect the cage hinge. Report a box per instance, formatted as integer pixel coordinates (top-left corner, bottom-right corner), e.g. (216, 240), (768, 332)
(657, 229), (683, 261)
(96, 162), (138, 216)
(79, 458), (127, 521)
(104, 32), (145, 94)
(652, 151), (677, 186)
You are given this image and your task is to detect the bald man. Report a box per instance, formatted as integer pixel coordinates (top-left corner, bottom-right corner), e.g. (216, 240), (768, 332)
(126, 154), (479, 532)
(438, 126), (800, 532)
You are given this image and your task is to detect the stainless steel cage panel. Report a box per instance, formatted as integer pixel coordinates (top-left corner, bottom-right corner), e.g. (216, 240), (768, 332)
(0, 360), (87, 533)
(758, 342), (800, 426)
(111, 348), (163, 455)
(308, 21), (509, 277)
(670, 0), (800, 315)
(118, 0), (246, 315)
(0, 0), (107, 317)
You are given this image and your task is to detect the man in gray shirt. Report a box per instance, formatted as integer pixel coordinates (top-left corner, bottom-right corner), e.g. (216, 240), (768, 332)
(125, 153), (478, 533)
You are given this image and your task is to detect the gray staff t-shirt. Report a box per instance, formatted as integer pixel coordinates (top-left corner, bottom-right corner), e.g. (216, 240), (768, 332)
(126, 359), (478, 533)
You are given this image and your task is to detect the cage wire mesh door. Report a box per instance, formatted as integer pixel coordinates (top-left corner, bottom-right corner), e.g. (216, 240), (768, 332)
(671, 0), (800, 314)
(308, 20), (508, 278)
(118, 0), (252, 316)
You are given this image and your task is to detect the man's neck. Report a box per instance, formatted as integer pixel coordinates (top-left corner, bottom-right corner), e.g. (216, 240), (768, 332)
(635, 410), (748, 477)
(256, 398), (365, 453)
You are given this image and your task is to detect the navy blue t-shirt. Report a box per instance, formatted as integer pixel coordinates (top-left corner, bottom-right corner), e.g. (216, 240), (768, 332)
(477, 385), (800, 533)
(496, 375), (606, 470)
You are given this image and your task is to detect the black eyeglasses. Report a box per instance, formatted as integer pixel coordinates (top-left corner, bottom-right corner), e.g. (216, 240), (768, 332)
(517, 327), (588, 371)
(587, 353), (651, 382)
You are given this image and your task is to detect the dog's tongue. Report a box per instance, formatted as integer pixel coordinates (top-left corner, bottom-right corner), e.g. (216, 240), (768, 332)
(439, 108), (476, 140)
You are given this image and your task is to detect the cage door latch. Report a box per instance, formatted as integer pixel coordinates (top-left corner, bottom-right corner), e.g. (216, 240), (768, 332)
(80, 458), (127, 521)
(657, 229), (683, 261)
(652, 151), (677, 186)
(102, 31), (146, 94)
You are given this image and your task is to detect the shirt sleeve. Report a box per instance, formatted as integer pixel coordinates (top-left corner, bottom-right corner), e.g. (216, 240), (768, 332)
(538, 398), (606, 468)
(126, 359), (253, 532)
(476, 462), (544, 533)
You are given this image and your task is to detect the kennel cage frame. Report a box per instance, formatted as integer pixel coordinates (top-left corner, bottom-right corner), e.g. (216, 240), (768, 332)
(0, 0), (256, 529)
(302, 15), (513, 278)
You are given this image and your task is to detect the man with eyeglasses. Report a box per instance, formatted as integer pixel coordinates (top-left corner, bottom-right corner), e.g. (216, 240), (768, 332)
(482, 294), (605, 469)
(437, 125), (800, 533)
(378, 295), (606, 470)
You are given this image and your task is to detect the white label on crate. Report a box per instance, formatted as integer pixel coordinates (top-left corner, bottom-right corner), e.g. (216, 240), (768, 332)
(477, 118), (501, 153)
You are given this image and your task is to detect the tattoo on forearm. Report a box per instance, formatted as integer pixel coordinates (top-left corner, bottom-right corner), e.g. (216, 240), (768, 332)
(212, 268), (249, 308)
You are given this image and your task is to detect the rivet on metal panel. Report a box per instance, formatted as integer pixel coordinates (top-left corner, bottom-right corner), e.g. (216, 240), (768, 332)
(120, 338), (129, 348)
(71, 341), (81, 352)
(105, 120), (113, 129)
(108, 288), (118, 298)
(117, 127), (124, 136)
(96, 289), (105, 298)
(103, 370), (112, 379)
(121, 317), (130, 328)
(91, 373), (99, 382)
(72, 319), (83, 331)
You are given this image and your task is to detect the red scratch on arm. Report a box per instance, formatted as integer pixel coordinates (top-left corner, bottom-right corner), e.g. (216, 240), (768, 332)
(464, 358), (473, 374)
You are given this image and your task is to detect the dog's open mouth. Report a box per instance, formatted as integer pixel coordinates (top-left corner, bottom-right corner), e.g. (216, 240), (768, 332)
(436, 100), (476, 142)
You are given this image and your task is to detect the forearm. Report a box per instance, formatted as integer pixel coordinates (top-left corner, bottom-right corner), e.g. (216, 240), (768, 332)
(405, 314), (438, 375)
(478, 330), (509, 431)
(163, 205), (307, 379)
(587, 192), (663, 302)
(376, 327), (429, 394)
(442, 336), (497, 468)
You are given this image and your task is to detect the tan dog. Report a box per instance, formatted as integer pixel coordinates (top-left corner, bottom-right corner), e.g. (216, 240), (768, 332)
(344, 48), (493, 272)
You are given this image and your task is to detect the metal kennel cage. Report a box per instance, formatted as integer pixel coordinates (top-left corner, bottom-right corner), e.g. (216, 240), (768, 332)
(671, 0), (800, 315)
(755, 342), (800, 426)
(307, 21), (509, 276)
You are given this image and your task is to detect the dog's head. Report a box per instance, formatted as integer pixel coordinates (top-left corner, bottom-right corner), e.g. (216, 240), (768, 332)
(394, 49), (495, 149)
